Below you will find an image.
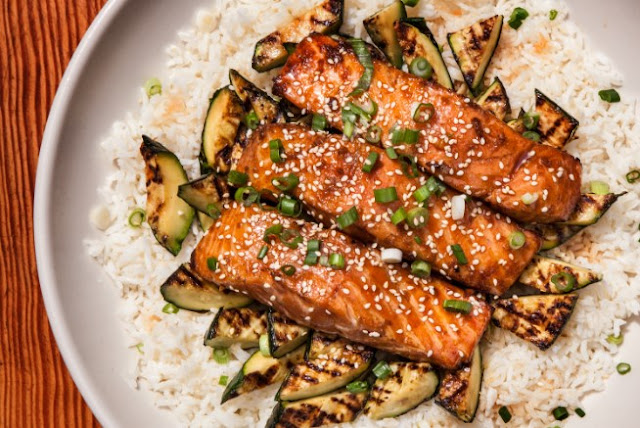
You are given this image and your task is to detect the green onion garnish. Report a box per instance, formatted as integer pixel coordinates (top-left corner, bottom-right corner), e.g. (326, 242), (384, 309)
(213, 347), (230, 364)
(407, 207), (429, 228)
(411, 260), (431, 278)
(304, 252), (318, 266)
(589, 180), (610, 195)
(257, 245), (269, 260)
(443, 299), (472, 314)
(319, 255), (329, 266)
(391, 127), (420, 145)
(551, 272), (576, 293)
(269, 139), (284, 163)
(219, 375), (229, 386)
(374, 187), (398, 204)
(128, 208), (146, 228)
(348, 39), (374, 95)
(277, 196), (302, 217)
(451, 244), (468, 265)
(498, 406), (512, 423)
(227, 170), (249, 187)
(272, 173), (299, 192)
(426, 176), (446, 196)
(607, 333), (623, 345)
(509, 7), (529, 30)
(343, 120), (355, 139)
(206, 203), (221, 219)
(599, 89), (621, 103)
(399, 155), (419, 178)
(312, 114), (327, 131)
(372, 361), (392, 379)
(162, 303), (179, 314)
(402, 0), (420, 7)
(337, 206), (358, 229)
(307, 239), (321, 252)
(413, 103), (435, 123)
(522, 131), (541, 142)
(235, 186), (260, 206)
(135, 343), (144, 354)
(144, 77), (162, 97)
(365, 125), (382, 144)
(413, 185), (432, 203)
(508, 231), (526, 250)
(259, 334), (271, 356)
(244, 110), (259, 130)
(414, 236), (422, 244)
(346, 380), (369, 393)
(281, 265), (296, 276)
(552, 406), (569, 421)
(391, 207), (407, 225)
(263, 224), (283, 242)
(362, 152), (379, 173)
(409, 57), (433, 79)
(550, 9), (558, 20)
(346, 101), (378, 122)
(617, 362), (631, 375)
(329, 253), (345, 269)
(207, 257), (218, 272)
(575, 408), (586, 418)
(279, 228), (303, 249)
(385, 147), (398, 160)
(626, 170), (640, 183)
(523, 112), (540, 130)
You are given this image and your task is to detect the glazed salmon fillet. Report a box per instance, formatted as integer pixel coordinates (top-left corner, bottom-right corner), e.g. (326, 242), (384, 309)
(192, 203), (491, 369)
(272, 34), (582, 223)
(237, 123), (540, 295)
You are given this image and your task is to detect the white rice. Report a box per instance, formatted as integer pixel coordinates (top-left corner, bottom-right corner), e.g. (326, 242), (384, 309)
(84, 0), (640, 426)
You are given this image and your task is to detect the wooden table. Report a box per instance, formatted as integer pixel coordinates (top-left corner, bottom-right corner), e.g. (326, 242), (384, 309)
(0, 1), (107, 426)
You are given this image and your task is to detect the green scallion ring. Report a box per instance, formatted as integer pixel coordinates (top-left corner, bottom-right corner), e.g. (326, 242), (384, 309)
(269, 139), (285, 163)
(409, 57), (433, 79)
(399, 155), (419, 178)
(365, 125), (382, 144)
(508, 231), (526, 250)
(451, 244), (468, 265)
(413, 184), (432, 203)
(281, 265), (296, 276)
(391, 207), (407, 225)
(307, 239), (321, 252)
(372, 361), (392, 379)
(599, 89), (621, 103)
(312, 114), (327, 131)
(498, 406), (512, 423)
(234, 186), (260, 207)
(206, 203), (221, 219)
(304, 252), (319, 266)
(263, 224), (283, 242)
(279, 228), (303, 249)
(213, 347), (230, 364)
(402, 0), (420, 6)
(329, 253), (345, 270)
(346, 380), (369, 393)
(625, 169), (640, 184)
(277, 196), (302, 217)
(272, 173), (300, 192)
(348, 38), (374, 95)
(244, 110), (260, 130)
(343, 120), (355, 139)
(407, 207), (429, 229)
(551, 271), (576, 293)
(607, 333), (623, 345)
(411, 259), (431, 278)
(162, 303), (179, 314)
(337, 206), (358, 229)
(362, 151), (379, 173)
(374, 187), (398, 204)
(552, 406), (569, 421)
(413, 103), (435, 123)
(128, 208), (146, 228)
(219, 375), (229, 386)
(617, 362), (631, 375)
(575, 408), (585, 418)
(385, 147), (398, 160)
(426, 176), (445, 196)
(443, 299), (472, 314)
(207, 257), (218, 272)
(144, 77), (162, 97)
(227, 170), (249, 187)
(522, 112), (540, 130)
(257, 245), (269, 260)
(522, 130), (541, 142)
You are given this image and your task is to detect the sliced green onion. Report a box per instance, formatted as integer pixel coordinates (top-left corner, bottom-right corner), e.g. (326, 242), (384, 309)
(277, 196), (302, 217)
(551, 272), (576, 293)
(307, 239), (321, 252)
(135, 343), (144, 354)
(402, 0), (420, 6)
(391, 207), (407, 225)
(607, 333), (624, 345)
(337, 206), (358, 229)
(617, 362), (631, 375)
(343, 120), (355, 139)
(411, 260), (431, 278)
(451, 244), (468, 265)
(304, 252), (318, 266)
(244, 110), (259, 130)
(279, 228), (303, 249)
(263, 224), (283, 242)
(144, 77), (162, 97)
(257, 245), (269, 260)
(269, 139), (284, 163)
(599, 89), (621, 103)
(259, 334), (271, 356)
(374, 187), (398, 204)
(348, 39), (374, 95)
(399, 155), (419, 178)
(625, 169), (640, 183)
(407, 207), (429, 228)
(213, 347), (230, 364)
(162, 303), (179, 314)
(391, 127), (420, 145)
(312, 114), (327, 131)
(509, 7), (529, 29)
(272, 173), (299, 192)
(372, 361), (392, 379)
(284, 43), (297, 54)
(523, 112), (540, 130)
(552, 406), (569, 421)
(426, 176), (446, 196)
(319, 255), (329, 266)
(228, 170), (249, 186)
(281, 265), (296, 276)
(207, 257), (218, 272)
(575, 408), (585, 418)
(413, 185), (432, 203)
(329, 253), (345, 269)
(589, 180), (610, 195)
(128, 208), (146, 228)
(414, 236), (423, 244)
(413, 103), (435, 123)
(346, 101), (378, 122)
(385, 147), (398, 160)
(365, 125), (382, 144)
(508, 231), (526, 250)
(235, 186), (260, 206)
(206, 203), (222, 219)
(346, 380), (369, 393)
(522, 131), (541, 142)
(549, 9), (558, 20)
(362, 151), (379, 173)
(521, 192), (538, 205)
(443, 299), (472, 314)
(498, 406), (512, 423)
(409, 57), (433, 79)
(219, 375), (229, 386)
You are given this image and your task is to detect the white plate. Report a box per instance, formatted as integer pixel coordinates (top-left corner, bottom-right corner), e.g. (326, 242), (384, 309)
(34, 0), (640, 426)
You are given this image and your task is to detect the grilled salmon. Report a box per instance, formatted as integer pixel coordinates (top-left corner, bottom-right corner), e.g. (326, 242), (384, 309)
(237, 123), (540, 295)
(191, 203), (491, 369)
(273, 34), (582, 223)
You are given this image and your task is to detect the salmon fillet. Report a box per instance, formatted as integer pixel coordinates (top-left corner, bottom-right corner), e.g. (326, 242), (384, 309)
(237, 123), (540, 295)
(192, 203), (491, 369)
(272, 34), (582, 223)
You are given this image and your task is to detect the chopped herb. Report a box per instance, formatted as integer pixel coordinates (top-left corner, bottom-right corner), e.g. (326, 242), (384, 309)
(213, 347), (230, 364)
(279, 228), (303, 249)
(257, 245), (269, 260)
(227, 170), (249, 187)
(551, 272), (576, 293)
(391, 207), (408, 225)
(281, 265), (296, 276)
(407, 207), (429, 228)
(443, 299), (472, 314)
(244, 110), (260, 130)
(374, 187), (398, 204)
(625, 169), (640, 183)
(451, 244), (468, 265)
(219, 375), (229, 386)
(552, 406), (569, 421)
(272, 173), (299, 192)
(348, 39), (374, 95)
(411, 259), (431, 278)
(426, 176), (446, 196)
(549, 9), (558, 20)
(135, 343), (144, 354)
(508, 231), (526, 250)
(304, 252), (318, 266)
(307, 239), (321, 252)
(599, 89), (621, 103)
(365, 125), (382, 144)
(413, 184), (432, 203)
(206, 203), (221, 219)
(509, 7), (529, 30)
(312, 114), (327, 131)
(162, 303), (179, 314)
(522, 131), (541, 142)
(128, 208), (146, 228)
(207, 257), (218, 272)
(362, 151), (380, 173)
(329, 253), (345, 269)
(385, 147), (398, 160)
(391, 127), (420, 145)
(414, 236), (422, 244)
(263, 224), (283, 242)
(413, 103), (435, 123)
(607, 333), (623, 345)
(346, 380), (369, 393)
(337, 206), (358, 229)
(372, 361), (392, 379)
(144, 77), (162, 97)
(575, 408), (585, 418)
(277, 196), (302, 217)
(269, 139), (285, 163)
(235, 186), (260, 207)
(617, 362), (631, 375)
(399, 155), (419, 178)
(523, 112), (540, 130)
(498, 406), (512, 423)
(409, 57), (433, 79)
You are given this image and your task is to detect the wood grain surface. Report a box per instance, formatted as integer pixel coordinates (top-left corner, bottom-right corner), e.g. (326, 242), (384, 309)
(0, 1), (107, 426)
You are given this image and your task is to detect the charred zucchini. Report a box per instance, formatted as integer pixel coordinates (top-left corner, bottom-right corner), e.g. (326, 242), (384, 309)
(268, 310), (310, 358)
(526, 223), (583, 251)
(204, 306), (268, 349)
(140, 136), (194, 256)
(221, 346), (305, 403)
(252, 0), (344, 71)
(267, 389), (367, 428)
(177, 173), (222, 219)
(448, 15), (504, 95)
(534, 89), (579, 149)
(560, 193), (623, 226)
(364, 362), (438, 420)
(435, 346), (482, 423)
(395, 20), (453, 89)
(491, 294), (578, 350)
(363, 1), (407, 68)
(229, 69), (283, 124)
(519, 256), (602, 294)
(160, 264), (252, 312)
(277, 333), (374, 401)
(474, 77), (510, 120)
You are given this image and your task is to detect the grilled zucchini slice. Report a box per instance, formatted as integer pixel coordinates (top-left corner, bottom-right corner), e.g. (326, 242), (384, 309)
(519, 256), (602, 294)
(267, 389), (367, 428)
(268, 310), (311, 358)
(560, 193), (623, 226)
(363, 1), (407, 69)
(252, 0), (344, 72)
(395, 20), (453, 89)
(526, 223), (583, 251)
(221, 346), (305, 403)
(140, 136), (194, 256)
(448, 15), (504, 95)
(277, 333), (374, 401)
(364, 361), (438, 420)
(474, 77), (510, 120)
(229, 69), (284, 124)
(491, 294), (578, 350)
(507, 117), (526, 133)
(435, 346), (482, 423)
(160, 264), (252, 312)
(534, 89), (579, 149)
(204, 306), (268, 349)
(177, 173), (222, 218)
